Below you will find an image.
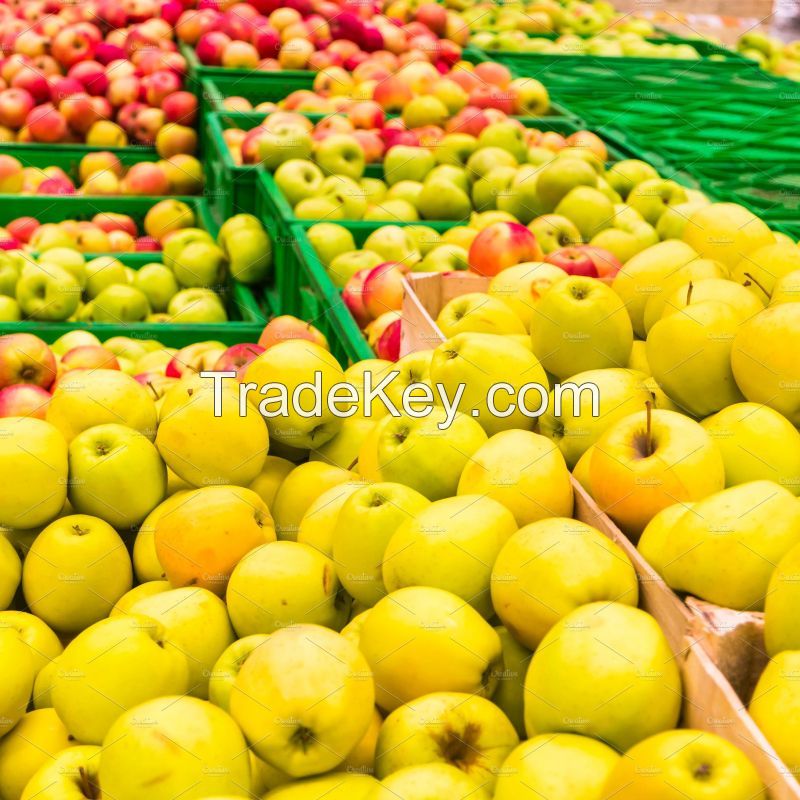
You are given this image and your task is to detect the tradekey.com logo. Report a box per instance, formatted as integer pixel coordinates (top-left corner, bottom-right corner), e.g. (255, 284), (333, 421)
(199, 371), (602, 430)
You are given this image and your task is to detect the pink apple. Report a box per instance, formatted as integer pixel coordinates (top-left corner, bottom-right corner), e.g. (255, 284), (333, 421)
(545, 247), (599, 278)
(37, 176), (77, 195)
(10, 65), (50, 104)
(49, 76), (84, 104)
(213, 343), (266, 378)
(68, 60), (108, 96)
(468, 222), (544, 277)
(196, 31), (231, 65)
(362, 262), (406, 320)
(0, 384), (51, 420)
(61, 345), (121, 372)
(374, 317), (400, 360)
(0, 333), (57, 390)
(26, 104), (68, 143)
(573, 245), (623, 283)
(142, 69), (181, 107)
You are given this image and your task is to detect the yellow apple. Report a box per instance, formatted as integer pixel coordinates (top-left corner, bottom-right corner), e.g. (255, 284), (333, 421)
(257, 773), (378, 799)
(770, 269), (800, 305)
(20, 745), (101, 800)
(494, 733), (619, 800)
(22, 514), (133, 634)
(248, 455), (294, 508)
(46, 369), (157, 442)
(358, 586), (502, 712)
(111, 580), (170, 616)
(296, 480), (364, 557)
(491, 517), (638, 649)
(524, 602), (681, 751)
(310, 417), (376, 469)
(132, 492), (189, 583)
(731, 241), (800, 300)
(32, 657), (58, 710)
(0, 610), (62, 678)
(763, 543), (800, 655)
(99, 696), (251, 800)
(657, 278), (765, 324)
(436, 292), (526, 337)
(627, 339), (650, 374)
(382, 495), (517, 618)
(0, 417), (67, 529)
(369, 763), (490, 800)
(491, 627), (530, 737)
(637, 502), (692, 577)
(230, 624), (375, 777)
(0, 536), (20, 611)
(208, 634), (270, 713)
(340, 707), (382, 775)
(487, 261), (568, 329)
(0, 629), (34, 738)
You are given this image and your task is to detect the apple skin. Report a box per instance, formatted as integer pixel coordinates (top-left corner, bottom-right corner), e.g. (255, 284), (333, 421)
(208, 634), (270, 714)
(0, 383), (51, 420)
(18, 744), (102, 800)
(0, 534), (20, 611)
(0, 610), (63, 678)
(601, 729), (765, 800)
(766, 544), (800, 656)
(468, 222), (544, 276)
(371, 763), (490, 800)
(258, 315), (328, 350)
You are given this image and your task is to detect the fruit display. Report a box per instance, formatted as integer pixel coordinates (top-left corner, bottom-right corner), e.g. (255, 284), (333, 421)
(0, 6), (196, 146)
(738, 30), (800, 81)
(0, 149), (202, 196)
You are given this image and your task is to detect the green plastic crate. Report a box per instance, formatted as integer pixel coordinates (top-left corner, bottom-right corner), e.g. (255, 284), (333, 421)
(0, 140), (159, 157)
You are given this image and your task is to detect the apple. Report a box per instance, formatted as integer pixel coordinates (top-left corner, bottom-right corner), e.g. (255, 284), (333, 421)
(468, 222), (543, 276)
(0, 384), (51, 420)
(306, 222), (356, 267)
(16, 265), (81, 322)
(0, 333), (56, 389)
(208, 634), (270, 714)
(436, 291), (526, 337)
(383, 145), (436, 186)
(627, 178), (688, 225)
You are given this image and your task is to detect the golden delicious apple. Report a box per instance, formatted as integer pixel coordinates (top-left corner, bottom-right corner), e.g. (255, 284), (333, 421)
(99, 696), (251, 800)
(731, 304), (800, 425)
(530, 276), (633, 380)
(658, 278), (765, 324)
(458, 430), (573, 525)
(51, 614), (190, 744)
(208, 634), (270, 713)
(491, 627), (530, 737)
(343, 358), (394, 419)
(257, 773), (378, 799)
(494, 733), (619, 800)
(0, 536), (20, 611)
(487, 261), (569, 329)
(436, 292), (526, 337)
(23, 514), (133, 634)
(375, 692), (518, 789)
(0, 709), (72, 800)
(572, 446), (594, 493)
(590, 409), (725, 537)
(539, 368), (653, 467)
(341, 707), (382, 775)
(359, 586), (502, 712)
(627, 339), (650, 374)
(612, 240), (698, 337)
(0, 610), (62, 678)
(310, 417), (376, 469)
(32, 657), (58, 710)
(0, 629), (34, 738)
(127, 587), (235, 699)
(156, 376), (269, 488)
(661, 481), (800, 610)
(132, 492), (189, 582)
(230, 624), (375, 777)
(340, 609), (370, 649)
(701, 403), (800, 494)
(0, 417), (67, 529)
(491, 518), (638, 649)
(68, 423), (166, 530)
(155, 485), (274, 595)
(369, 763), (491, 800)
(297, 480), (364, 557)
(525, 602), (681, 751)
(637, 503), (692, 576)
(382, 350), (434, 414)
(250, 752), (291, 795)
(271, 462), (355, 540)
(20, 745), (101, 800)
(362, 409), (488, 501)
(382, 495), (517, 618)
(111, 580), (170, 616)
(601, 729), (765, 799)
(770, 269), (800, 305)
(763, 543), (800, 655)
(683, 203), (775, 268)
(226, 541), (348, 635)
(647, 300), (746, 417)
(429, 333), (548, 436)
(47, 369), (157, 442)
(248, 454), (294, 507)
(732, 241), (800, 300)
(333, 482), (429, 606)
(245, 340), (345, 449)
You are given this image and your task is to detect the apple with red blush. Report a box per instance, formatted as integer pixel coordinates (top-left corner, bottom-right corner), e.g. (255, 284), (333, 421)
(0, 384), (51, 420)
(0, 333), (57, 390)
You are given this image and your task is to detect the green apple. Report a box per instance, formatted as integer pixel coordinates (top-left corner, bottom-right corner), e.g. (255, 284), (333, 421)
(417, 177), (472, 221)
(226, 540), (346, 636)
(21, 745), (101, 800)
(495, 733), (620, 800)
(217, 212), (260, 244)
(314, 133), (365, 180)
(491, 627), (530, 737)
(91, 284), (150, 322)
(384, 145), (435, 185)
(23, 514), (131, 634)
(319, 174), (368, 219)
(47, 368), (157, 442)
(612, 240), (699, 337)
(328, 249), (382, 288)
(386, 180), (422, 207)
(333, 482), (430, 606)
(436, 292), (526, 337)
(589, 408), (725, 537)
(0, 254), (20, 297)
(418, 243), (468, 272)
(274, 159), (325, 206)
(225, 225), (272, 285)
(38, 248), (87, 289)
(525, 602), (681, 751)
(0, 708), (73, 800)
(258, 124), (312, 169)
(427, 164), (469, 195)
(0, 295), (21, 321)
(405, 225), (441, 256)
(401, 94), (449, 127)
(358, 586), (501, 711)
(589, 228), (645, 263)
(535, 157), (597, 212)
(362, 409), (488, 501)
(530, 275), (633, 380)
(471, 166), (516, 212)
(0, 629), (34, 738)
(84, 256), (127, 299)
(702, 403), (800, 494)
(478, 121), (528, 162)
(170, 240), (227, 289)
(375, 691), (518, 789)
(360, 176), (387, 205)
(653, 201), (701, 240)
(99, 695), (251, 800)
(306, 223), (355, 267)
(363, 225), (421, 266)
(661, 480), (800, 611)
(230, 625), (374, 777)
(647, 300), (745, 417)
(370, 764), (490, 800)
(208, 634), (270, 712)
(51, 329), (100, 356)
(306, 418), (375, 472)
(156, 376), (268, 488)
(0, 610), (63, 679)
(127, 586), (235, 699)
(133, 264), (179, 312)
(434, 133), (478, 167)
(605, 159), (660, 199)
(528, 214), (582, 253)
(627, 178), (688, 225)
(363, 198), (419, 222)
(496, 165), (547, 224)
(602, 729), (764, 800)
(294, 194), (347, 221)
(383, 495), (517, 618)
(16, 264), (81, 321)
(491, 517), (637, 649)
(51, 614), (190, 744)
(554, 186), (614, 240)
(732, 304), (800, 425)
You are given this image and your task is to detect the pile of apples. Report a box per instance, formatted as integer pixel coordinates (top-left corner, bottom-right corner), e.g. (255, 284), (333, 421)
(176, 0), (467, 73)
(0, 5), (196, 145)
(738, 30), (800, 81)
(0, 147), (201, 197)
(0, 211), (271, 323)
(0, 276), (795, 797)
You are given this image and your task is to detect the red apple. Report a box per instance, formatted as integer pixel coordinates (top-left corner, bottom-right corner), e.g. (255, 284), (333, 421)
(26, 104), (68, 143)
(6, 216), (40, 243)
(161, 90), (197, 125)
(573, 245), (623, 283)
(61, 345), (121, 372)
(374, 317), (401, 361)
(362, 262), (405, 319)
(196, 30), (231, 65)
(258, 316), (328, 350)
(0, 334), (57, 390)
(49, 76), (84, 104)
(68, 60), (108, 96)
(0, 384), (51, 420)
(60, 92), (101, 135)
(0, 88), (34, 129)
(545, 246), (599, 278)
(142, 69), (181, 107)
(121, 162), (170, 195)
(468, 222), (544, 277)
(213, 343), (266, 378)
(51, 24), (98, 67)
(342, 268), (371, 328)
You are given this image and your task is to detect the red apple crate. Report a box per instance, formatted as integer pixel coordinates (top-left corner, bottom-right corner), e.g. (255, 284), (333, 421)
(401, 269), (800, 799)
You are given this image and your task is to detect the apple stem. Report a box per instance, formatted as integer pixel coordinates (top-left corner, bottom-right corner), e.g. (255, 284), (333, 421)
(347, 456), (359, 471)
(246, 346), (261, 357)
(145, 380), (159, 400)
(743, 271), (769, 298)
(645, 400), (654, 457)
(685, 281), (694, 306)
(78, 767), (98, 799)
